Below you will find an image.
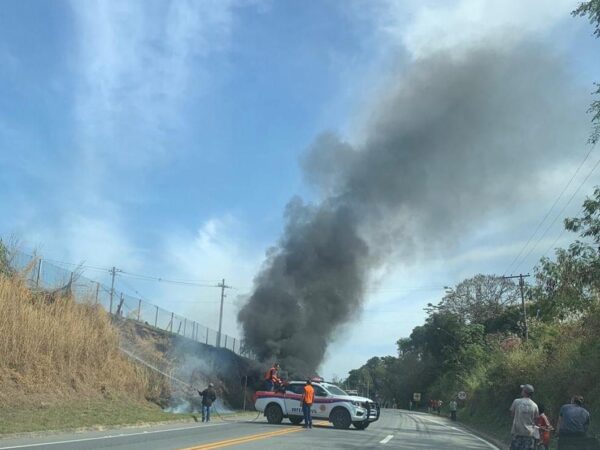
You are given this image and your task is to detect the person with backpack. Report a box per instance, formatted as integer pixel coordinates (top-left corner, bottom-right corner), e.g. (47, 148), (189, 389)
(198, 383), (217, 423)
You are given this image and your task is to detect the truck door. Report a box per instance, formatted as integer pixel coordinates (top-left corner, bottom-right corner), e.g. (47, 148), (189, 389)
(312, 384), (331, 419)
(284, 383), (303, 417)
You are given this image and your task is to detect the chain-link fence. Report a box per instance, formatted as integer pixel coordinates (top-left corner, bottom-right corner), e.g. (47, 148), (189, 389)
(10, 251), (254, 359)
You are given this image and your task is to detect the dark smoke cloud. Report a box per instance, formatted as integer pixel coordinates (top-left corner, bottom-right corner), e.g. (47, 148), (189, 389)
(238, 44), (588, 375)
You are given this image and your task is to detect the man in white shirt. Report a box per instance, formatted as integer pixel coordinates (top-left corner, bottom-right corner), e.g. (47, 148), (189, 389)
(509, 384), (540, 450)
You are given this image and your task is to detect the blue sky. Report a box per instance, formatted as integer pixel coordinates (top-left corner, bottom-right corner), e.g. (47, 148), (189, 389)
(1, 0), (599, 379)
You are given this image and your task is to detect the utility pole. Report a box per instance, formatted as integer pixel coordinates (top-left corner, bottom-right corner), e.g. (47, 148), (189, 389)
(501, 274), (530, 341)
(108, 266), (122, 314)
(216, 278), (231, 348)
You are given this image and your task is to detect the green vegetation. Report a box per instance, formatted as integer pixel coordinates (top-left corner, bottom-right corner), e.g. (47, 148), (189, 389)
(0, 398), (188, 435)
(345, 189), (600, 444)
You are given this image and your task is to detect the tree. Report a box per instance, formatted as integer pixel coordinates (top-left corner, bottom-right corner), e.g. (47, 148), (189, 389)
(434, 274), (520, 325)
(573, 1), (600, 143)
(564, 186), (600, 246)
(532, 188), (600, 318)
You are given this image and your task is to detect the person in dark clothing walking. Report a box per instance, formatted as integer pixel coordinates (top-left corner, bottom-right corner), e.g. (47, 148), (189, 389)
(199, 383), (217, 423)
(556, 395), (593, 450)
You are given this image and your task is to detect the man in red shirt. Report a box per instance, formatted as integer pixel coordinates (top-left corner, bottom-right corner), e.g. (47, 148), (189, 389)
(264, 363), (281, 391)
(302, 379), (315, 429)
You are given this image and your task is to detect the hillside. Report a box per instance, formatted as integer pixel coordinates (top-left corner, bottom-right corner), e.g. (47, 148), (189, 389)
(0, 265), (261, 435)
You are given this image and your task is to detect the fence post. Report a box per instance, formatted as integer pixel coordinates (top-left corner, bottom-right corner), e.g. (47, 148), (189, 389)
(224, 334), (228, 349)
(68, 271), (74, 297)
(154, 306), (158, 328)
(137, 299), (141, 321)
(183, 318), (187, 337)
(169, 312), (174, 332)
(233, 338), (236, 354)
(206, 330), (209, 345)
(116, 293), (124, 316)
(94, 282), (100, 304)
(35, 259), (42, 288)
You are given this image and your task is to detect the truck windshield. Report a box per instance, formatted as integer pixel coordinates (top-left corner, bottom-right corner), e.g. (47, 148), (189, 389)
(324, 385), (348, 396)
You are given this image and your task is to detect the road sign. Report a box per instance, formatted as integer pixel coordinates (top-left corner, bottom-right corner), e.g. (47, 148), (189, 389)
(413, 392), (421, 402)
(457, 391), (467, 400)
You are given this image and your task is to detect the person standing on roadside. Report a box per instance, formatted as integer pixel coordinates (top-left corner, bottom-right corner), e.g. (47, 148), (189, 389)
(199, 383), (217, 423)
(301, 379), (315, 429)
(556, 395), (591, 450)
(509, 384), (539, 450)
(535, 404), (553, 450)
(449, 399), (458, 421)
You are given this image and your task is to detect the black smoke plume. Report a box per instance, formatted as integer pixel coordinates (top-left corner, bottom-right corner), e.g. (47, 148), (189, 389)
(238, 45), (588, 375)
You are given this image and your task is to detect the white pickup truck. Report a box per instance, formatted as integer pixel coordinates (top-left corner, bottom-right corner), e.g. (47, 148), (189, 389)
(254, 380), (379, 429)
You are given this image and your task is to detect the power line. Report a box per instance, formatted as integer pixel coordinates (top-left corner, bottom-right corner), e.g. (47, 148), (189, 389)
(25, 254), (222, 287)
(38, 257), (111, 273)
(502, 143), (596, 276)
(118, 270), (222, 288)
(539, 157), (600, 260)
(513, 155), (600, 273)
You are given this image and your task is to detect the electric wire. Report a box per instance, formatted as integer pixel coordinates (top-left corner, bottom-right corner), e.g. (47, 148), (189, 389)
(119, 270), (221, 288)
(513, 156), (600, 273)
(502, 143), (597, 276)
(538, 157), (600, 260)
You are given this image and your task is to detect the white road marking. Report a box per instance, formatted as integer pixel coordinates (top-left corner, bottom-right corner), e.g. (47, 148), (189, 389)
(418, 416), (499, 450)
(380, 434), (394, 444)
(0, 422), (228, 449)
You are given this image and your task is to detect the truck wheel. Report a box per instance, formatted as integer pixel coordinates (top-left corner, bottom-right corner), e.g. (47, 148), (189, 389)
(289, 417), (303, 425)
(353, 421), (369, 430)
(330, 408), (351, 429)
(265, 404), (283, 424)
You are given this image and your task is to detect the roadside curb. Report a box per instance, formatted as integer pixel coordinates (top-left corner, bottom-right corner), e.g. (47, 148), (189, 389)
(417, 412), (508, 450)
(454, 420), (509, 450)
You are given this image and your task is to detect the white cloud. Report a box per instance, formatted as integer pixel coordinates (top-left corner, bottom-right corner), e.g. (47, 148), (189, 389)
(382, 0), (577, 57)
(161, 216), (264, 336)
(371, 0), (579, 58)
(70, 0), (237, 170)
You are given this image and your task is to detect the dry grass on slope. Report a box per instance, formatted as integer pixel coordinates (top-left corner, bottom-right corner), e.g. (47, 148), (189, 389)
(0, 273), (159, 407)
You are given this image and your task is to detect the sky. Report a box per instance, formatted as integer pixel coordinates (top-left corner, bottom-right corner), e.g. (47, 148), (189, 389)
(1, 0), (599, 380)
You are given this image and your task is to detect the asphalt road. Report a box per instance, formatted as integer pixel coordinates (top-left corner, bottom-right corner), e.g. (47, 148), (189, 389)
(0, 409), (500, 450)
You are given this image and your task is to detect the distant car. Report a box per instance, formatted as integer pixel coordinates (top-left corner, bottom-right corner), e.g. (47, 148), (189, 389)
(254, 381), (380, 429)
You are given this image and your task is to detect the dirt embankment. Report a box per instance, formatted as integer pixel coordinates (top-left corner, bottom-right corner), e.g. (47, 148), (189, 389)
(119, 320), (264, 411)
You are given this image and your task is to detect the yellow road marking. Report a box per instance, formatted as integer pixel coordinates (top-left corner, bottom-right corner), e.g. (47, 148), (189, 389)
(178, 427), (304, 450)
